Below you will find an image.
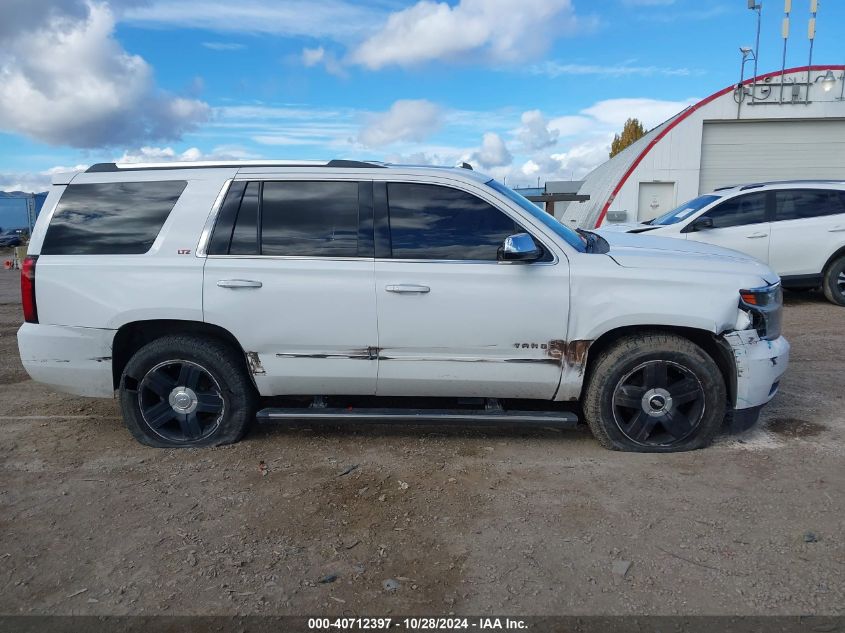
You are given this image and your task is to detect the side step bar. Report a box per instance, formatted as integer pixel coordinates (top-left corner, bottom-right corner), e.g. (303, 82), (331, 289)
(256, 407), (579, 427)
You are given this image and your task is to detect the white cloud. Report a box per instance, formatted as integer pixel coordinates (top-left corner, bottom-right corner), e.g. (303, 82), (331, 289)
(0, 2), (209, 147)
(547, 115), (594, 137)
(358, 100), (442, 148)
(517, 110), (559, 151)
(529, 61), (693, 78)
(0, 163), (89, 193)
(470, 132), (513, 169)
(581, 97), (695, 129)
(202, 41), (245, 51)
(122, 0), (382, 41)
(114, 145), (260, 163)
(350, 0), (580, 69)
(301, 46), (347, 78)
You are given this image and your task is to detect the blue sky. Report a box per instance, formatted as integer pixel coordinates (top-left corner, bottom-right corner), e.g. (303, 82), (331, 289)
(1, 0), (843, 192)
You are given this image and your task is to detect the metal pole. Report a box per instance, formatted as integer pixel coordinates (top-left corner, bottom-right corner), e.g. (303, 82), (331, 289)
(25, 195), (35, 237)
(806, 0), (817, 103)
(780, 0), (790, 103)
(751, 2), (762, 102)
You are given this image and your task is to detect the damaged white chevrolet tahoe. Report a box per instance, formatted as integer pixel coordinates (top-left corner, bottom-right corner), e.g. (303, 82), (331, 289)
(18, 161), (789, 452)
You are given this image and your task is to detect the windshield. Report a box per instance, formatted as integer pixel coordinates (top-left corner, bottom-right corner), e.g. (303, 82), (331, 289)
(486, 179), (586, 253)
(650, 194), (720, 226)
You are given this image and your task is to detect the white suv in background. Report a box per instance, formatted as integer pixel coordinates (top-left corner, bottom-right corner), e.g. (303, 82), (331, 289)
(18, 160), (789, 452)
(600, 180), (845, 306)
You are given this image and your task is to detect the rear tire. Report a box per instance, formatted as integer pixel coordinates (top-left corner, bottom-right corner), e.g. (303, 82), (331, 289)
(583, 333), (726, 453)
(119, 335), (257, 448)
(822, 256), (845, 307)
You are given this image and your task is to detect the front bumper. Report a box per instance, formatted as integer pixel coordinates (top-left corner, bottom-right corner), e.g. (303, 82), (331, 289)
(723, 330), (789, 430)
(17, 322), (116, 398)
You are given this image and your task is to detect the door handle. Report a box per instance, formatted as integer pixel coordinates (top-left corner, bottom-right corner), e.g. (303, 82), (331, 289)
(385, 284), (430, 294)
(745, 232), (768, 239)
(829, 226), (845, 233)
(217, 279), (263, 289)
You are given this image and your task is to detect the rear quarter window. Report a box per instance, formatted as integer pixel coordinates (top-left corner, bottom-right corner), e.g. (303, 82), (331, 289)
(41, 181), (187, 255)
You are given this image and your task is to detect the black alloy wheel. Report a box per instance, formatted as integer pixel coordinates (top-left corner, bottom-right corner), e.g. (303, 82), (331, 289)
(611, 360), (705, 447)
(138, 360), (225, 443)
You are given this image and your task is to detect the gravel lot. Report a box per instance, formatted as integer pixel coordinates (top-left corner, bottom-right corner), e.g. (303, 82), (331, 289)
(1, 254), (843, 616)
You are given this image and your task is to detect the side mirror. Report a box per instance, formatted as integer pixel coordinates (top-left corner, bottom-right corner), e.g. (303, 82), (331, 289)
(498, 233), (541, 263)
(688, 216), (714, 232)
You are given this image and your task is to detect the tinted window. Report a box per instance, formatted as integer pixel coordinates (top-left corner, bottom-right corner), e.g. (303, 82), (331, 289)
(487, 179), (584, 252)
(230, 181), (259, 255)
(774, 189), (845, 221)
(651, 194), (720, 226)
(388, 183), (520, 260)
(701, 192), (767, 229)
(208, 181), (246, 255)
(42, 181), (186, 255)
(260, 181), (359, 257)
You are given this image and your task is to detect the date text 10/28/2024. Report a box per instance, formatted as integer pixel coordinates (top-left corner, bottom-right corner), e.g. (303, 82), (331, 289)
(308, 617), (528, 630)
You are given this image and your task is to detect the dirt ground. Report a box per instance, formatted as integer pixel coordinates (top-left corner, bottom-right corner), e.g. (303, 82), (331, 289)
(0, 254), (843, 617)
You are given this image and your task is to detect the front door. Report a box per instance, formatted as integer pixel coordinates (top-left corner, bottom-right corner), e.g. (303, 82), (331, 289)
(373, 181), (570, 400)
(685, 190), (771, 264)
(203, 179), (378, 395)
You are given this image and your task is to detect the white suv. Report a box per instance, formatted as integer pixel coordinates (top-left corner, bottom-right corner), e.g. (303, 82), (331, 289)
(18, 160), (789, 452)
(600, 181), (845, 306)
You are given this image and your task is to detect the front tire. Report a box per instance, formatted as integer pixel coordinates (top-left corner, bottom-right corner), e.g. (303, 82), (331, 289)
(119, 336), (257, 448)
(583, 333), (726, 453)
(822, 256), (845, 306)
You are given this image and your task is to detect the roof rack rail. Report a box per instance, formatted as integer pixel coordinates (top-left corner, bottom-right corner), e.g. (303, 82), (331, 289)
(85, 159), (386, 173)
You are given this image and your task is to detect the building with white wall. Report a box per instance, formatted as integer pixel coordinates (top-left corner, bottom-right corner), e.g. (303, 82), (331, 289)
(559, 65), (845, 228)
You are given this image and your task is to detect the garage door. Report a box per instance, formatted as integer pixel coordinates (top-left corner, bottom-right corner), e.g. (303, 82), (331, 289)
(699, 119), (845, 194)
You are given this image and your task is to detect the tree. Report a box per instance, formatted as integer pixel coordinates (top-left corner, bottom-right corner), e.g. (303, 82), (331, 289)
(610, 118), (646, 158)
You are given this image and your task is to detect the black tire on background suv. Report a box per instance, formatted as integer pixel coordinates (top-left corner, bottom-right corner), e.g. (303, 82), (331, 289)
(822, 256), (845, 307)
(119, 336), (257, 448)
(583, 333), (727, 453)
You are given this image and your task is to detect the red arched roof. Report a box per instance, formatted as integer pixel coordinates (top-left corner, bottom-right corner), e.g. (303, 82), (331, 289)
(594, 64), (845, 228)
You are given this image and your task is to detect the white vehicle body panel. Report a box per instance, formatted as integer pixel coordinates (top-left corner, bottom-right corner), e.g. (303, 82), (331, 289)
(19, 162), (789, 421)
(374, 259), (568, 399)
(685, 222), (771, 265)
(17, 322), (114, 397)
(203, 257), (379, 396)
(769, 214), (845, 277)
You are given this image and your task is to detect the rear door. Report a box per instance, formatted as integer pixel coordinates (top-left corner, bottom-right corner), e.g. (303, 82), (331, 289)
(203, 179), (379, 396)
(768, 188), (845, 277)
(372, 180), (569, 399)
(684, 190), (771, 264)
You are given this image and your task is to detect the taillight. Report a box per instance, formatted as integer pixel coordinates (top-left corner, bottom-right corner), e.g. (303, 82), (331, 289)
(21, 255), (38, 324)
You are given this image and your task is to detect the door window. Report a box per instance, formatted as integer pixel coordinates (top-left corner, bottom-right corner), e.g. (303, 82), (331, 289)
(261, 181), (359, 257)
(774, 189), (845, 221)
(386, 182), (523, 260)
(230, 181), (259, 255)
(209, 181), (361, 257)
(700, 191), (768, 229)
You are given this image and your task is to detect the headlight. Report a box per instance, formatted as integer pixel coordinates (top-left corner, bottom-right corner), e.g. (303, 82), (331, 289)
(739, 282), (783, 340)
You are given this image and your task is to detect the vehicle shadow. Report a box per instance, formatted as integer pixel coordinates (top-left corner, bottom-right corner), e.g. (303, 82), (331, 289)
(248, 418), (593, 442)
(782, 288), (831, 307)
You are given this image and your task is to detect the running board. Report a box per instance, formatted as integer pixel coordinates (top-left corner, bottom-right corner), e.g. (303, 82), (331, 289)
(256, 407), (578, 427)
